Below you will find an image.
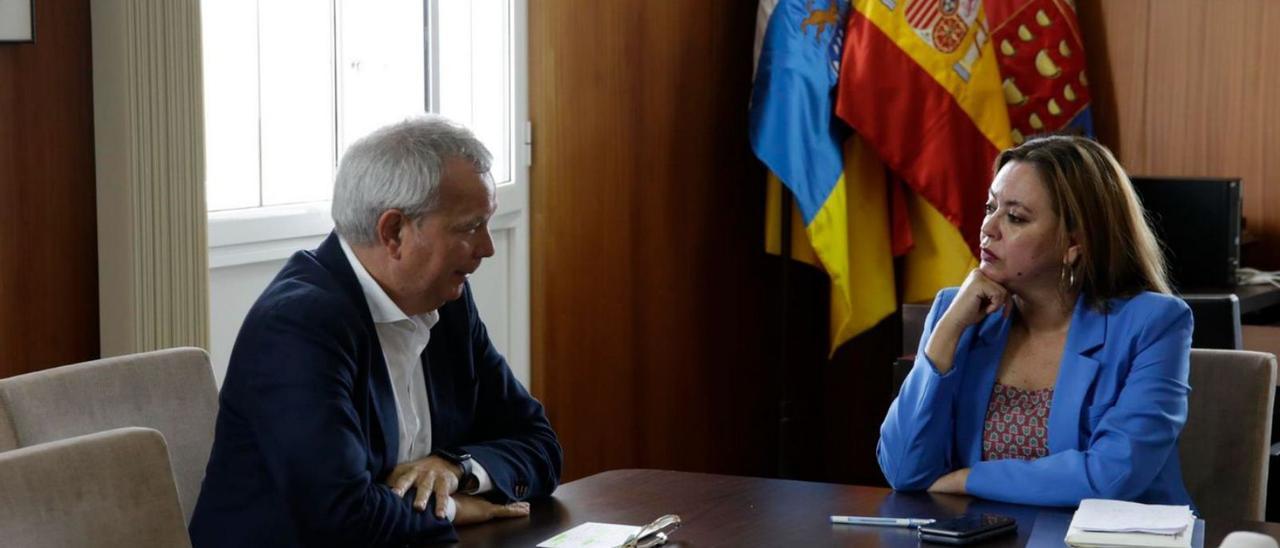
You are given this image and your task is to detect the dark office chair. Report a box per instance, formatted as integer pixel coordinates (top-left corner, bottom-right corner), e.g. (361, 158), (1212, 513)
(892, 303), (932, 397)
(1181, 294), (1244, 350)
(901, 303), (932, 357)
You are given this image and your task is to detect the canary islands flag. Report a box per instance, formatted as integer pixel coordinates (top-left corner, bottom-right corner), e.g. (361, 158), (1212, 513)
(752, 0), (899, 355)
(750, 0), (849, 224)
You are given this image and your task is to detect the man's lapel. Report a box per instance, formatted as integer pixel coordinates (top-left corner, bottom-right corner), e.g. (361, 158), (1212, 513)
(314, 232), (400, 471)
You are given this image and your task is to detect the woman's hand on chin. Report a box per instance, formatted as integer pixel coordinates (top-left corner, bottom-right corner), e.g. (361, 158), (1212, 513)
(942, 268), (1011, 331)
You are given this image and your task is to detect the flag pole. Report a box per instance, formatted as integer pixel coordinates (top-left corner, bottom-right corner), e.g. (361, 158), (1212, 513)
(777, 188), (796, 479)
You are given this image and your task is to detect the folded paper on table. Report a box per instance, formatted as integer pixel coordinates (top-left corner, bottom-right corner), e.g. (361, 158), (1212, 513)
(538, 522), (643, 548)
(1066, 499), (1198, 548)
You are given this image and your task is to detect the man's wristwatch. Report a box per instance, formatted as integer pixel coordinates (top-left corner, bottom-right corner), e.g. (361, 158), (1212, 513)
(433, 448), (478, 492)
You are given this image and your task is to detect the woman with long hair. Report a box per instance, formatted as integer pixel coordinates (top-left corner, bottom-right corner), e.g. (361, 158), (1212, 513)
(878, 135), (1193, 506)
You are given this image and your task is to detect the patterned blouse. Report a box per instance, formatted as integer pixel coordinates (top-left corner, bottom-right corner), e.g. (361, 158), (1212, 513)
(982, 383), (1053, 461)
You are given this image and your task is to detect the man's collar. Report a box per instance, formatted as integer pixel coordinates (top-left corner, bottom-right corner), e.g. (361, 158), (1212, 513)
(337, 235), (438, 327)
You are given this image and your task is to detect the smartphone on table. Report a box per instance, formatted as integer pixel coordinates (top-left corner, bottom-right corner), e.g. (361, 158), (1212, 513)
(917, 513), (1017, 545)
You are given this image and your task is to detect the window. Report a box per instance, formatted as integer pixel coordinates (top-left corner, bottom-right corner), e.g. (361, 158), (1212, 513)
(202, 0), (515, 253)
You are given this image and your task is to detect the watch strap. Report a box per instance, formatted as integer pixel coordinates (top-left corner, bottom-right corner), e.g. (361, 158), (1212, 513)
(434, 448), (478, 491)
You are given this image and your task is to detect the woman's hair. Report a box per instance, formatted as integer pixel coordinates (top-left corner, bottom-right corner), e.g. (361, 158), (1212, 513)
(994, 135), (1170, 309)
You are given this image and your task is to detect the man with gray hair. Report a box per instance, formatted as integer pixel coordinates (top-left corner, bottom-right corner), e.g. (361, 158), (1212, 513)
(190, 115), (562, 547)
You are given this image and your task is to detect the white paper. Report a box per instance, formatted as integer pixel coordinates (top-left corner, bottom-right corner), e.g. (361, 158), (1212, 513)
(1071, 499), (1194, 534)
(537, 522), (643, 548)
(1065, 519), (1195, 548)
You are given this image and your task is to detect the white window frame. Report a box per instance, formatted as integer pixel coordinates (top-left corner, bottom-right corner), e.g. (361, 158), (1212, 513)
(207, 0), (529, 269)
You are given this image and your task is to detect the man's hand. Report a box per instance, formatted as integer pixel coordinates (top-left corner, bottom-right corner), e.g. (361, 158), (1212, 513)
(384, 456), (462, 517)
(927, 468), (971, 495)
(452, 494), (530, 526)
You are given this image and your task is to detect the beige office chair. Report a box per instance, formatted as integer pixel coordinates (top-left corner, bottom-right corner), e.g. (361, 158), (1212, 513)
(0, 427), (191, 548)
(1178, 349), (1277, 521)
(0, 347), (218, 523)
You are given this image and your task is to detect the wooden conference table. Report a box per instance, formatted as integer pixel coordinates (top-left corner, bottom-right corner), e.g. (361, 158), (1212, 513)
(455, 469), (1280, 547)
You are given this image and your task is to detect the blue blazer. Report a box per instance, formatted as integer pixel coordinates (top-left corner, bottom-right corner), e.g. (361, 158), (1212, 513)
(189, 232), (563, 547)
(879, 288), (1194, 507)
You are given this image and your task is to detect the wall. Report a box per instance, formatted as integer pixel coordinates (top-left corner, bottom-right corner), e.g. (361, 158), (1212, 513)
(530, 1), (784, 481)
(0, 1), (99, 378)
(1078, 0), (1280, 269)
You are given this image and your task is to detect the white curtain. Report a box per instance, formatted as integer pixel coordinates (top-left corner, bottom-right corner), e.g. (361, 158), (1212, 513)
(91, 0), (209, 355)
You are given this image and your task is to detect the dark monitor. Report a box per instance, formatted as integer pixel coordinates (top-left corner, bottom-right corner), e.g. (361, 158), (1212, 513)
(1130, 176), (1241, 289)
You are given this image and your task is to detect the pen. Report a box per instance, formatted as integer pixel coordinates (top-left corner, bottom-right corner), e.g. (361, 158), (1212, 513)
(830, 516), (937, 527)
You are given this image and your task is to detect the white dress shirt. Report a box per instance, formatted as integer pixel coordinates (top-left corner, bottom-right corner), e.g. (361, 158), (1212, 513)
(339, 237), (492, 519)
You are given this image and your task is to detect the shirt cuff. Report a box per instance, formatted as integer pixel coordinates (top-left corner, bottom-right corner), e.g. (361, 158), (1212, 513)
(466, 460), (493, 494)
(444, 495), (457, 522)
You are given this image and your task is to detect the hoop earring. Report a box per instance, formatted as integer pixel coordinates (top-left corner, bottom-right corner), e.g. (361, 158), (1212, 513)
(1060, 262), (1077, 291)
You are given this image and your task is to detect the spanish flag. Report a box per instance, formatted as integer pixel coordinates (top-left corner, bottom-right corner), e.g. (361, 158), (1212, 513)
(839, 0), (1013, 255)
(751, 0), (899, 356)
(836, 0), (1011, 304)
(835, 0), (1094, 305)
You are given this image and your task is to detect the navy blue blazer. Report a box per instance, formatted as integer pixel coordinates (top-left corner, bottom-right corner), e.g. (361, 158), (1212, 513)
(879, 288), (1194, 507)
(189, 232), (562, 547)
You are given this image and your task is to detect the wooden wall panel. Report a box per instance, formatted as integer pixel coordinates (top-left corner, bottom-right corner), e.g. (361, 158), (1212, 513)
(1080, 0), (1280, 269)
(1195, 2), (1266, 208)
(1265, 1), (1280, 236)
(1076, 0), (1149, 163)
(0, 0), (99, 378)
(1141, 1), (1208, 174)
(530, 1), (779, 481)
